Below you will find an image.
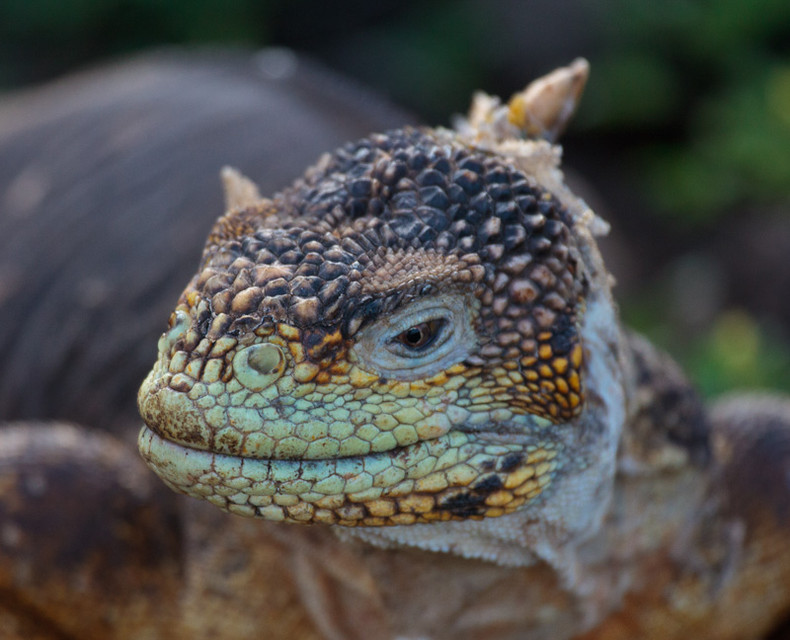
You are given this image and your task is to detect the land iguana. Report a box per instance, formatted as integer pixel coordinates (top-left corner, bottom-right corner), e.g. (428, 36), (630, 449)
(4, 60), (790, 639)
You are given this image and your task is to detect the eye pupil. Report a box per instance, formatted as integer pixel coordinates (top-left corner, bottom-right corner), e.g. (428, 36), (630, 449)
(394, 319), (446, 351)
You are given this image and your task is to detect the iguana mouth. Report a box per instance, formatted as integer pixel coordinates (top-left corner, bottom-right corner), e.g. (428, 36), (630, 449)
(138, 422), (558, 526)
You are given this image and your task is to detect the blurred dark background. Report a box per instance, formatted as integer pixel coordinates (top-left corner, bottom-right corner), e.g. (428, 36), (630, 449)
(2, 0), (789, 399)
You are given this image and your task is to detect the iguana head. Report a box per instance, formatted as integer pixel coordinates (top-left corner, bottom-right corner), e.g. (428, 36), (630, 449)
(138, 60), (626, 549)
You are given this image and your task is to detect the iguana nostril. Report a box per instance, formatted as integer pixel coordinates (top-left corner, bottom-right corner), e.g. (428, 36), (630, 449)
(233, 344), (284, 391)
(158, 309), (189, 356)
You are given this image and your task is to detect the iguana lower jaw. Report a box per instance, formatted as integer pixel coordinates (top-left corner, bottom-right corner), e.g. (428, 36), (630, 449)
(137, 418), (561, 527)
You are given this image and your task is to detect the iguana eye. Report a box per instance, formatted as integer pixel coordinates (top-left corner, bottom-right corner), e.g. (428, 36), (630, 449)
(393, 319), (447, 351)
(351, 294), (479, 380)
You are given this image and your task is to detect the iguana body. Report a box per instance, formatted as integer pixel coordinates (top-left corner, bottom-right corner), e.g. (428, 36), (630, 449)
(2, 60), (789, 639)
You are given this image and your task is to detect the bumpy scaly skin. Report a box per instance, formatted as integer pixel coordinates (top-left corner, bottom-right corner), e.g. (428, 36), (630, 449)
(138, 124), (588, 526)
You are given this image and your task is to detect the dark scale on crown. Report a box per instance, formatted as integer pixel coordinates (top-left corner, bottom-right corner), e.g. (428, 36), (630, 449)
(185, 127), (588, 417)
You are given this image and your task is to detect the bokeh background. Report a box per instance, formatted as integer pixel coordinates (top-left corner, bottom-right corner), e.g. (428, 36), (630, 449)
(2, 0), (789, 398)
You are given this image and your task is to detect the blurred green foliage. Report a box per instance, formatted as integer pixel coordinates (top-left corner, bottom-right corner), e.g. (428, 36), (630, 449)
(691, 310), (790, 396)
(581, 0), (790, 223)
(625, 299), (790, 397)
(0, 0), (271, 85)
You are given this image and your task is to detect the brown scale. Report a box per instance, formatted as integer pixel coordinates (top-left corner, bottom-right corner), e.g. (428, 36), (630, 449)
(173, 127), (588, 424)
